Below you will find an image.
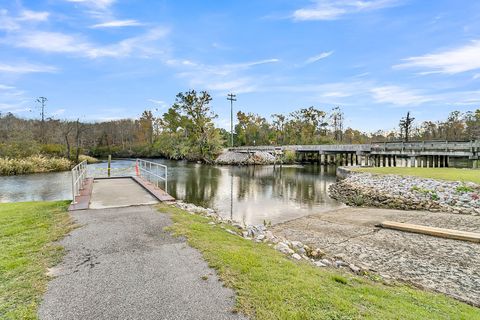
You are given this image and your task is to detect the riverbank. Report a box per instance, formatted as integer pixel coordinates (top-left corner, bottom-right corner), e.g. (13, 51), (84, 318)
(161, 203), (480, 318)
(329, 167), (480, 215)
(0, 201), (73, 318)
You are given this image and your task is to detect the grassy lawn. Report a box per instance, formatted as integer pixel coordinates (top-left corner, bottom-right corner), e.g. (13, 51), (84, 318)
(354, 167), (480, 184)
(160, 203), (480, 320)
(0, 201), (73, 319)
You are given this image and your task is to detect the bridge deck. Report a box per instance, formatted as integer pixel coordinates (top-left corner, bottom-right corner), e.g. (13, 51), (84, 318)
(89, 178), (159, 209)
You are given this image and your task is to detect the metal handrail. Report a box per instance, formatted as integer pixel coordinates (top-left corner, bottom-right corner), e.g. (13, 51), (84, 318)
(136, 159), (168, 191)
(71, 160), (88, 203)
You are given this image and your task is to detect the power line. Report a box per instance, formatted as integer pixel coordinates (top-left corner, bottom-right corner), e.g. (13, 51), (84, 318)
(227, 93), (237, 148)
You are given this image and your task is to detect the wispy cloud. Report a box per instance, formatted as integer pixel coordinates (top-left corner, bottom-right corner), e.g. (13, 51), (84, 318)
(51, 109), (66, 116)
(293, 0), (401, 21)
(18, 10), (49, 21)
(305, 51), (333, 64)
(147, 99), (168, 109)
(0, 62), (58, 74)
(171, 58), (280, 93)
(0, 8), (49, 30)
(370, 85), (433, 106)
(91, 19), (143, 28)
(5, 27), (169, 59)
(394, 40), (480, 75)
(65, 0), (115, 11)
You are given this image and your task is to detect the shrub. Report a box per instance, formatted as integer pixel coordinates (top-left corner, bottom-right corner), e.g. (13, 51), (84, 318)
(40, 144), (66, 157)
(282, 150), (296, 164)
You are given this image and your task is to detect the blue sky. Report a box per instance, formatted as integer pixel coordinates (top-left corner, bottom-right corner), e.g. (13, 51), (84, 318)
(0, 0), (479, 132)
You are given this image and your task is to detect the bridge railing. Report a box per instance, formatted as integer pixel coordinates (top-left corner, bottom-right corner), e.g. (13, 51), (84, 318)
(136, 159), (168, 191)
(71, 160), (88, 203)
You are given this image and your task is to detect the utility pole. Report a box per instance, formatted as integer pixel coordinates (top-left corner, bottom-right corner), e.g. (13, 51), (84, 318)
(36, 96), (48, 143)
(227, 93), (237, 147)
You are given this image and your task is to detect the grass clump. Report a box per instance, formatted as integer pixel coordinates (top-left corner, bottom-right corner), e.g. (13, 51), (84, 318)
(0, 201), (73, 319)
(356, 167), (480, 184)
(456, 184), (475, 193)
(0, 156), (72, 176)
(158, 203), (480, 320)
(78, 155), (100, 164)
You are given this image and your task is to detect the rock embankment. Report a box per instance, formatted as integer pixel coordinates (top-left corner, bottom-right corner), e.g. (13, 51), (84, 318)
(215, 150), (276, 165)
(329, 169), (480, 215)
(174, 201), (366, 275)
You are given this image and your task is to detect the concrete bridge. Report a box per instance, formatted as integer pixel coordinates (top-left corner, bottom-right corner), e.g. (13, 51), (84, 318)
(229, 140), (480, 168)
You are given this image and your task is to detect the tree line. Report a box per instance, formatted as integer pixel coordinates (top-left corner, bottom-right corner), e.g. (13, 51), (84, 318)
(0, 90), (479, 162)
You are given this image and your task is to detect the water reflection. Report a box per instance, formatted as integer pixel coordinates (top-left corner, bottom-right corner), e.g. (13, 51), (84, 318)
(1, 159), (342, 225)
(0, 171), (72, 203)
(157, 160), (342, 225)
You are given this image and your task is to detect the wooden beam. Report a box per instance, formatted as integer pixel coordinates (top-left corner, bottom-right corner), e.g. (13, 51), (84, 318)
(379, 221), (480, 243)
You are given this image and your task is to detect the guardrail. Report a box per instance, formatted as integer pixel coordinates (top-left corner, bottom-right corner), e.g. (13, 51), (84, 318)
(71, 160), (88, 203)
(136, 159), (168, 191)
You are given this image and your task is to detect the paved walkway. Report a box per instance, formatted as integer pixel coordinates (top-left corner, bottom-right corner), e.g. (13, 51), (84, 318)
(272, 207), (480, 306)
(39, 206), (246, 320)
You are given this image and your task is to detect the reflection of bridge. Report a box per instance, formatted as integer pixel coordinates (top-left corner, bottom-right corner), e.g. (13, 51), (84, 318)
(230, 140), (480, 168)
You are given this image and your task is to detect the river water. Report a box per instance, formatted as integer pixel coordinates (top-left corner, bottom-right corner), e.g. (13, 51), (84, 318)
(0, 159), (343, 225)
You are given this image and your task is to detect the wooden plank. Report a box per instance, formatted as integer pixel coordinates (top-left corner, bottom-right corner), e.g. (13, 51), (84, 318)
(380, 221), (480, 243)
(131, 176), (175, 202)
(68, 178), (94, 211)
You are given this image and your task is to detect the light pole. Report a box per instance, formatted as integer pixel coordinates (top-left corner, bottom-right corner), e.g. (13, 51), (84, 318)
(227, 93), (236, 148)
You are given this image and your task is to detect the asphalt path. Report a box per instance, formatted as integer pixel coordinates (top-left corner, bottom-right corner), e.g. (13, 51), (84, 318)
(39, 205), (246, 320)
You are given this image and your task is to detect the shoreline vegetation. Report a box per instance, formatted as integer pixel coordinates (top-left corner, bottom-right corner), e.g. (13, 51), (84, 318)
(0, 154), (99, 176)
(161, 203), (480, 319)
(1, 91), (478, 165)
(0, 201), (73, 318)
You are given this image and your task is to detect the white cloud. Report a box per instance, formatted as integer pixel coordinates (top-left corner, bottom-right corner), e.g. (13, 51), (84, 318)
(293, 0), (400, 21)
(91, 19), (143, 28)
(6, 28), (169, 59)
(65, 0), (115, 10)
(0, 84), (16, 90)
(305, 51), (333, 64)
(147, 99), (168, 109)
(0, 9), (49, 30)
(0, 63), (58, 74)
(18, 10), (49, 21)
(370, 85), (433, 106)
(51, 109), (66, 116)
(395, 40), (480, 74)
(148, 99), (165, 105)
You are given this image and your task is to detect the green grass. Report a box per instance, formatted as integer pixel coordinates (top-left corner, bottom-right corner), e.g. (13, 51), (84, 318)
(0, 201), (73, 319)
(354, 167), (480, 184)
(159, 203), (480, 320)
